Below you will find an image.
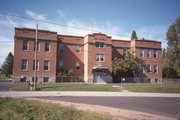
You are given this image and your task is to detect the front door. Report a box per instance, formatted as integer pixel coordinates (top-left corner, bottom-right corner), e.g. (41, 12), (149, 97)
(93, 72), (107, 83)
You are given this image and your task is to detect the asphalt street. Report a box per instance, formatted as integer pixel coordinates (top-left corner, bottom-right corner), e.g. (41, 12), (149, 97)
(0, 82), (180, 119)
(35, 96), (180, 119)
(0, 81), (20, 91)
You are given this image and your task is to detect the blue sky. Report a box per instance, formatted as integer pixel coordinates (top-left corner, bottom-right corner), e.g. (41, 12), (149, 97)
(0, 0), (180, 65)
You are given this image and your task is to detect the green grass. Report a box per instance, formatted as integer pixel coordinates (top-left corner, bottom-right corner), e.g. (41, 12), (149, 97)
(0, 97), (110, 120)
(0, 76), (8, 82)
(11, 84), (119, 91)
(124, 84), (180, 93)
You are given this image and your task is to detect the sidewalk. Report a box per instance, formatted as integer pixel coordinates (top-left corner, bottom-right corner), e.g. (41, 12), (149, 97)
(1, 91), (180, 98)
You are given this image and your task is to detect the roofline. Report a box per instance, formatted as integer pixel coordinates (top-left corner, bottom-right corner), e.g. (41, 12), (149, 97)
(58, 34), (83, 38)
(15, 27), (57, 34)
(131, 39), (161, 43)
(112, 39), (130, 42)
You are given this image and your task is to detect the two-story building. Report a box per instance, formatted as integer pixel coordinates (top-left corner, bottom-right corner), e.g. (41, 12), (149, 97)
(13, 28), (162, 83)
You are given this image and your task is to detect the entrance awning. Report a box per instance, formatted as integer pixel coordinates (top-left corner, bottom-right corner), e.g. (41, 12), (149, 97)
(92, 65), (110, 70)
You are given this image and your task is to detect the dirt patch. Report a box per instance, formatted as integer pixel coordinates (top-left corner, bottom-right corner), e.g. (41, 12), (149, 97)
(25, 98), (174, 120)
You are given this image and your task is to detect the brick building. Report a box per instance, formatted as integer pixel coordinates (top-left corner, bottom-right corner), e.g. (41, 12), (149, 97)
(13, 28), (162, 83)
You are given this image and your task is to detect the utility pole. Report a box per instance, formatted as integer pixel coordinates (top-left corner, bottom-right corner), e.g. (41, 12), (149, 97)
(33, 24), (38, 90)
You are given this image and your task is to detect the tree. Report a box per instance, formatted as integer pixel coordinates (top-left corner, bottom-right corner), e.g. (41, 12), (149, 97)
(131, 30), (138, 40)
(0, 52), (13, 77)
(112, 49), (138, 80)
(163, 17), (180, 78)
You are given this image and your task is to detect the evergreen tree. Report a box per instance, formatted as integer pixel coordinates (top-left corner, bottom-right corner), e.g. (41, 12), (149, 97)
(163, 17), (180, 77)
(131, 30), (138, 40)
(0, 52), (13, 77)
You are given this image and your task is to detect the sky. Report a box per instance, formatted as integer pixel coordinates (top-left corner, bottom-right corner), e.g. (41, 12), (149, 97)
(0, 0), (180, 66)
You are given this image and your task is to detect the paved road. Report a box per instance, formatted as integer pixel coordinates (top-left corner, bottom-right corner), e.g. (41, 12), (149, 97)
(35, 96), (180, 119)
(0, 81), (20, 91)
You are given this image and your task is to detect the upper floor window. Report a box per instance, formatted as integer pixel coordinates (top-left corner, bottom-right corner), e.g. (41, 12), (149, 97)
(58, 61), (64, 70)
(95, 42), (104, 48)
(147, 64), (151, 73)
(45, 41), (50, 52)
(44, 60), (50, 71)
(34, 41), (40, 51)
(76, 45), (81, 53)
(21, 59), (28, 71)
(96, 53), (105, 62)
(23, 40), (29, 51)
(147, 49), (151, 58)
(154, 49), (158, 58)
(140, 48), (144, 57)
(76, 62), (80, 70)
(123, 48), (127, 56)
(112, 47), (114, 54)
(154, 64), (158, 73)
(59, 44), (64, 53)
(33, 60), (39, 71)
(140, 64), (144, 73)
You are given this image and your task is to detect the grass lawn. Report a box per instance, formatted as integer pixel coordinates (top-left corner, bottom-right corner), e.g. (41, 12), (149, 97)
(0, 97), (109, 120)
(124, 84), (180, 93)
(11, 84), (119, 91)
(0, 76), (8, 82)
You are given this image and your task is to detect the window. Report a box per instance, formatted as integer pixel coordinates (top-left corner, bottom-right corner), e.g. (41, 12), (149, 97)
(154, 65), (158, 73)
(44, 60), (50, 71)
(76, 62), (80, 70)
(32, 77), (38, 82)
(147, 64), (151, 73)
(140, 48), (144, 57)
(147, 49), (151, 58)
(154, 49), (158, 58)
(112, 47), (114, 54)
(45, 41), (50, 52)
(33, 60), (39, 71)
(96, 53), (104, 62)
(43, 77), (49, 82)
(140, 64), (144, 73)
(76, 45), (81, 53)
(23, 40), (29, 51)
(21, 59), (28, 71)
(59, 44), (64, 53)
(58, 61), (64, 70)
(123, 48), (127, 56)
(34, 41), (40, 51)
(95, 42), (104, 48)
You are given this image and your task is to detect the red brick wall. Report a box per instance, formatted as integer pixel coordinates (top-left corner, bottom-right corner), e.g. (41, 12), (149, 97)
(57, 35), (84, 76)
(13, 28), (57, 78)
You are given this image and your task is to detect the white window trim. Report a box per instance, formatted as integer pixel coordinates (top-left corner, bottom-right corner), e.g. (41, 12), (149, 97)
(140, 48), (144, 58)
(96, 42), (105, 48)
(154, 49), (158, 58)
(154, 64), (158, 74)
(33, 59), (39, 71)
(22, 59), (28, 71)
(147, 64), (151, 73)
(76, 61), (80, 70)
(147, 49), (151, 58)
(76, 45), (81, 53)
(23, 40), (29, 51)
(96, 53), (105, 62)
(44, 60), (50, 71)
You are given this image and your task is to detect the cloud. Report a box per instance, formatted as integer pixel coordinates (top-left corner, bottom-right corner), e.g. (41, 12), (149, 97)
(0, 9), (168, 66)
(25, 10), (46, 20)
(135, 25), (167, 48)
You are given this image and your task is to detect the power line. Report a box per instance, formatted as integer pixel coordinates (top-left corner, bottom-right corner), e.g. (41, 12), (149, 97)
(0, 12), (130, 38)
